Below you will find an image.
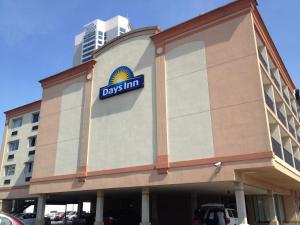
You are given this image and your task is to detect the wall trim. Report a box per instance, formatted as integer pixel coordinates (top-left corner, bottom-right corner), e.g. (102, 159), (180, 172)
(30, 152), (273, 184)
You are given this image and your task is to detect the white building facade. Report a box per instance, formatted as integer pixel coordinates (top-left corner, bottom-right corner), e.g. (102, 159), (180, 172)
(73, 16), (131, 65)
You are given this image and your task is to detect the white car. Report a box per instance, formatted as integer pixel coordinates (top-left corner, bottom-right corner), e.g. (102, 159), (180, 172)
(46, 211), (58, 220)
(66, 211), (77, 221)
(194, 203), (238, 225)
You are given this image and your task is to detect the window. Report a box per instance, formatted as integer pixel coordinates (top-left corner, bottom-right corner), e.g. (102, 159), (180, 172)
(11, 131), (17, 136)
(3, 180), (10, 185)
(82, 45), (95, 54)
(28, 150), (35, 156)
(82, 56), (92, 63)
(7, 155), (14, 160)
(82, 52), (93, 59)
(4, 165), (15, 176)
(119, 27), (126, 34)
(12, 117), (22, 129)
(28, 136), (36, 147)
(83, 40), (95, 49)
(25, 162), (33, 173)
(253, 195), (270, 223)
(8, 140), (19, 151)
(25, 177), (31, 182)
(32, 112), (40, 123)
(32, 125), (38, 131)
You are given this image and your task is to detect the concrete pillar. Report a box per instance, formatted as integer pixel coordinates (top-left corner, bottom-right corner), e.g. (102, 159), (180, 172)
(191, 192), (198, 221)
(94, 191), (104, 225)
(11, 200), (16, 213)
(140, 188), (151, 225)
(35, 195), (46, 225)
(0, 200), (12, 213)
(77, 201), (83, 216)
(268, 191), (279, 225)
(234, 182), (249, 225)
(33, 199), (38, 213)
(151, 194), (158, 225)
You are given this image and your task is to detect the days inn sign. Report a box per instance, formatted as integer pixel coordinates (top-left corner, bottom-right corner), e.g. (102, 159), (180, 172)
(99, 66), (144, 100)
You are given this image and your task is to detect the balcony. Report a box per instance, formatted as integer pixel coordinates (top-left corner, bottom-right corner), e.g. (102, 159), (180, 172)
(288, 124), (296, 137)
(292, 107), (297, 116)
(277, 111), (287, 127)
(270, 72), (280, 90)
(265, 92), (275, 112)
(295, 158), (300, 171)
(272, 137), (282, 159)
(259, 51), (268, 71)
(283, 148), (294, 167)
(283, 93), (290, 104)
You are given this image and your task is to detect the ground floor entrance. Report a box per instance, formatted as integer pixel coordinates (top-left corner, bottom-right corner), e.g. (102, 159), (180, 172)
(2, 181), (299, 225)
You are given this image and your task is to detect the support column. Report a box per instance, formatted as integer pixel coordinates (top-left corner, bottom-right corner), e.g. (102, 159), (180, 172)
(35, 195), (46, 225)
(77, 201), (83, 216)
(140, 188), (151, 225)
(191, 192), (198, 222)
(268, 191), (279, 225)
(234, 182), (249, 225)
(94, 191), (104, 225)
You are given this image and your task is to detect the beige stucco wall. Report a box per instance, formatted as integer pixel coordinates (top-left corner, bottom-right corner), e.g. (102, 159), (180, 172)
(166, 41), (214, 162)
(54, 81), (85, 175)
(0, 111), (39, 186)
(33, 76), (85, 178)
(165, 12), (270, 159)
(88, 35), (156, 171)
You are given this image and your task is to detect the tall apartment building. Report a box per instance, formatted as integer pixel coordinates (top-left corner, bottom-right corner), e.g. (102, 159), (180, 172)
(73, 16), (131, 65)
(1, 1), (300, 225)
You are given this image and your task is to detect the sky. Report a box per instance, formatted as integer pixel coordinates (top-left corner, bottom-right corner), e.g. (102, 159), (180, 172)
(0, 0), (299, 138)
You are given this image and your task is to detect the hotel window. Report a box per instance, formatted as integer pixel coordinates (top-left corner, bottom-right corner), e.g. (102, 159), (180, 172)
(253, 195), (270, 223)
(28, 136), (36, 147)
(32, 112), (40, 123)
(8, 140), (19, 151)
(12, 117), (22, 129)
(5, 164), (15, 176)
(25, 161), (33, 174)
(3, 180), (10, 185)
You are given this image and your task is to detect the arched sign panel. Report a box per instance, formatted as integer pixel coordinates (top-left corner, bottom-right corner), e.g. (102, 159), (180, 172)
(99, 66), (144, 99)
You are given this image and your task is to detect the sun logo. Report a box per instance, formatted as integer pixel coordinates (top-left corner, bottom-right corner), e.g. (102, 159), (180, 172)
(108, 66), (134, 85)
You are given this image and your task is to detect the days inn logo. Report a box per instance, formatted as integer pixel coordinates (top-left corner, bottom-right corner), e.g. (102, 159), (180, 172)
(99, 66), (144, 100)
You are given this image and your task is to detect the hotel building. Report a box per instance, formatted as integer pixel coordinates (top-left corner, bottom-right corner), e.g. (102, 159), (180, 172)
(73, 16), (131, 65)
(1, 0), (300, 225)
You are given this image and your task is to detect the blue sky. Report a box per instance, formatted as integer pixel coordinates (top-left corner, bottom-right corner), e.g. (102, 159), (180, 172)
(0, 0), (299, 137)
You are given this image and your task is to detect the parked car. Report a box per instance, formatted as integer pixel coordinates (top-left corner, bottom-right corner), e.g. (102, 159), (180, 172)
(0, 212), (25, 225)
(46, 211), (59, 220)
(66, 211), (77, 221)
(14, 213), (51, 225)
(193, 204), (238, 225)
(53, 212), (66, 221)
(71, 213), (118, 225)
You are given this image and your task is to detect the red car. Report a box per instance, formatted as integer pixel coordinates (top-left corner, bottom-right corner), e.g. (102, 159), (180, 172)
(0, 212), (25, 225)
